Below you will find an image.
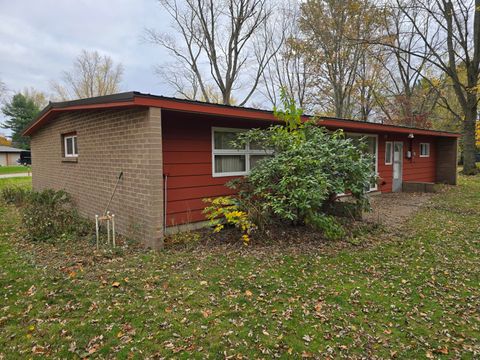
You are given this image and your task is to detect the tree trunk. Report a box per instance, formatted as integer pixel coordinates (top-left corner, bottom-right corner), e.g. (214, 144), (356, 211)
(462, 96), (478, 175)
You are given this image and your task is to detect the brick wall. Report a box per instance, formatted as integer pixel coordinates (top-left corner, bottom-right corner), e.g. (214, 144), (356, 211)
(30, 107), (164, 248)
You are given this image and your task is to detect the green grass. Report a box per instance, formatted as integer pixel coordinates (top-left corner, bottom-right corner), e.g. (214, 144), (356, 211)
(0, 176), (32, 188)
(0, 176), (479, 358)
(0, 165), (31, 175)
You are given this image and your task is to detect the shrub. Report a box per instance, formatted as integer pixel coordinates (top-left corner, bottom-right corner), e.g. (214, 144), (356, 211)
(204, 90), (374, 243)
(1, 186), (32, 206)
(22, 189), (92, 242)
(203, 196), (257, 245)
(230, 124), (374, 226)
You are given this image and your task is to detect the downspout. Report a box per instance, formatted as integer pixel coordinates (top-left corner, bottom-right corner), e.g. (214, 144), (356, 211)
(163, 173), (168, 231)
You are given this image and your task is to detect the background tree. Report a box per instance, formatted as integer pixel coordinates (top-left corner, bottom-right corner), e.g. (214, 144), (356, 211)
(51, 50), (124, 101)
(22, 87), (48, 109)
(372, 3), (440, 126)
(380, 0), (480, 174)
(1, 93), (41, 149)
(298, 0), (384, 118)
(147, 0), (281, 106)
(0, 134), (12, 146)
(260, 3), (313, 110)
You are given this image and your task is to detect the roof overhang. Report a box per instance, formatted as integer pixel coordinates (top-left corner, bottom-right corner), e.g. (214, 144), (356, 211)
(23, 91), (461, 138)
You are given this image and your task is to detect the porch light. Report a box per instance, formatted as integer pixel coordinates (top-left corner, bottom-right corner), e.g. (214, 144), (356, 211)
(408, 133), (414, 139)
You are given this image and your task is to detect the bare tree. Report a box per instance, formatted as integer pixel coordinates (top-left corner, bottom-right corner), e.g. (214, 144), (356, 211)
(51, 50), (124, 100)
(298, 0), (384, 118)
(370, 4), (441, 126)
(22, 87), (49, 109)
(146, 0), (280, 106)
(259, 2), (312, 110)
(353, 46), (388, 121)
(378, 0), (480, 174)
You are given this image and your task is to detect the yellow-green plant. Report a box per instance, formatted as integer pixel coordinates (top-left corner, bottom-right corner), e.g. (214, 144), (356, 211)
(203, 196), (257, 245)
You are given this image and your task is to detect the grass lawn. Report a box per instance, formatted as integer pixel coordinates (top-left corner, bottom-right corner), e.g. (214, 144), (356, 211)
(0, 176), (479, 358)
(0, 165), (31, 175)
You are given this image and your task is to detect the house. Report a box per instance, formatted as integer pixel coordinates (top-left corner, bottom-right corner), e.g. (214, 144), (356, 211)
(23, 92), (460, 248)
(0, 145), (25, 166)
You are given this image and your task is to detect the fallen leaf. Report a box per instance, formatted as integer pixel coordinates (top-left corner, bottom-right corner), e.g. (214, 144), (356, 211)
(26, 285), (36, 296)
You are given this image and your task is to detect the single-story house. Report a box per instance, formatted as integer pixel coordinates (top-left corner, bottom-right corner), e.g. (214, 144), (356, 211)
(23, 92), (460, 248)
(0, 145), (24, 166)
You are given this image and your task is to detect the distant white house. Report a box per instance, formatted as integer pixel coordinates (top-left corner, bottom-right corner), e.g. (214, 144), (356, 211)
(0, 145), (24, 166)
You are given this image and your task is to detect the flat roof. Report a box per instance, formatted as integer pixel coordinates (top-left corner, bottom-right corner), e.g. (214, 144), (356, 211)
(0, 145), (25, 153)
(23, 91), (461, 138)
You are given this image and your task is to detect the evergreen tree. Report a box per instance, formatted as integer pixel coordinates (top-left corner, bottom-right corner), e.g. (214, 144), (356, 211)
(1, 93), (41, 149)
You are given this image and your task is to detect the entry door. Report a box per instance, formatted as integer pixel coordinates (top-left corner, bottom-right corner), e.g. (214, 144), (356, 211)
(392, 142), (403, 192)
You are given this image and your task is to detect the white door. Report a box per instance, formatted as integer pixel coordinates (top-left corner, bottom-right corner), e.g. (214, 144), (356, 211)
(393, 142), (403, 192)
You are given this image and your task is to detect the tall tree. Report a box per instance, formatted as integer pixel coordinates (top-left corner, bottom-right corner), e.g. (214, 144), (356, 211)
(1, 93), (41, 149)
(298, 0), (384, 118)
(147, 0), (280, 106)
(381, 0), (480, 174)
(22, 87), (49, 109)
(260, 3), (312, 110)
(51, 50), (124, 101)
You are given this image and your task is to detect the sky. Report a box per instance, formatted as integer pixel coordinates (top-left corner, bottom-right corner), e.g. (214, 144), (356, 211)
(0, 0), (173, 134)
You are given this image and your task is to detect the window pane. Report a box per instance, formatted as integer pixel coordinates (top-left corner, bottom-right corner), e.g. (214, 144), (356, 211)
(215, 155), (246, 173)
(420, 143), (429, 156)
(385, 142), (392, 164)
(250, 154), (270, 169)
(73, 137), (78, 155)
(66, 137), (73, 155)
(214, 131), (242, 150)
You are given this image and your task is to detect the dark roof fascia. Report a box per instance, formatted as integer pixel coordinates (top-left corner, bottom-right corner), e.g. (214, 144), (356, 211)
(318, 116), (461, 137)
(23, 91), (461, 138)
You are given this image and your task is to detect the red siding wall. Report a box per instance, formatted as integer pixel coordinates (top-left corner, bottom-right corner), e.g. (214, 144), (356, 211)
(163, 111), (439, 227)
(376, 134), (437, 193)
(162, 110), (273, 226)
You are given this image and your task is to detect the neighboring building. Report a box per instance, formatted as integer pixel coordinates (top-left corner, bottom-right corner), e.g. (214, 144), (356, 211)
(23, 92), (460, 249)
(0, 145), (25, 166)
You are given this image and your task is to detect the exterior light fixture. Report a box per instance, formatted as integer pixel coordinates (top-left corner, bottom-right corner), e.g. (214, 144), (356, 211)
(407, 133), (414, 160)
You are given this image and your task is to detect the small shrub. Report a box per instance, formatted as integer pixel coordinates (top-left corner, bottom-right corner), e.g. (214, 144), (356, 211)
(22, 189), (92, 242)
(1, 186), (31, 206)
(203, 196), (257, 245)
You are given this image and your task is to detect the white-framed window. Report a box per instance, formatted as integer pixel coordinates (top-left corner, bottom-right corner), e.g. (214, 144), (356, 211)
(420, 143), (430, 157)
(385, 141), (393, 165)
(212, 127), (272, 177)
(63, 134), (78, 157)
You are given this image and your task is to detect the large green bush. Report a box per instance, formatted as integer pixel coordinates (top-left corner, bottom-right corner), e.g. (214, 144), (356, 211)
(229, 124), (374, 227)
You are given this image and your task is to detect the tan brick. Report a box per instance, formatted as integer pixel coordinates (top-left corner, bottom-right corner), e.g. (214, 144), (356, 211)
(30, 107), (164, 248)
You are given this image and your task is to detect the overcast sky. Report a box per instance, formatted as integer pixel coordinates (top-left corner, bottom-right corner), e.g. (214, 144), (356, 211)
(0, 0), (172, 101)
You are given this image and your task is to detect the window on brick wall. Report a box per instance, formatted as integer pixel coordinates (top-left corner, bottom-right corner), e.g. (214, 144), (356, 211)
(63, 133), (78, 157)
